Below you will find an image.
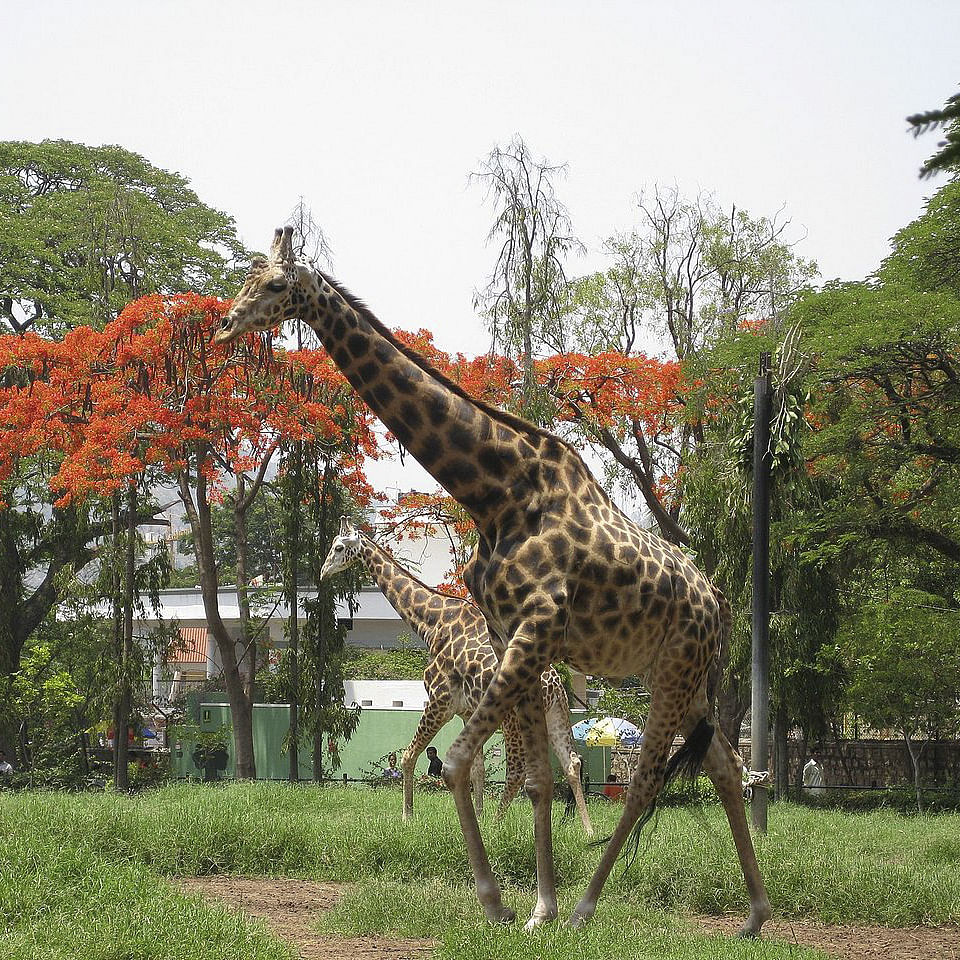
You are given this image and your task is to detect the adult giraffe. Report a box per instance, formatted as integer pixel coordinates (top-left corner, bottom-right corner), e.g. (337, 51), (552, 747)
(214, 227), (771, 935)
(319, 516), (593, 833)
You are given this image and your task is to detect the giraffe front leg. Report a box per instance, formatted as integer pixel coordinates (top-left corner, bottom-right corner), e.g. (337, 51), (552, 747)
(442, 638), (549, 925)
(401, 695), (452, 822)
(515, 691), (559, 930)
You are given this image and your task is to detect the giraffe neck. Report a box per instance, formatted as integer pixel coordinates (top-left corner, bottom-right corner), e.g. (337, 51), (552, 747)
(301, 270), (541, 524)
(358, 537), (451, 654)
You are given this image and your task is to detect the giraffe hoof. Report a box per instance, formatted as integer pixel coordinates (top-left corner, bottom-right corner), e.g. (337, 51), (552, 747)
(737, 903), (771, 938)
(491, 906), (516, 925)
(567, 903), (597, 930)
(524, 911), (557, 931)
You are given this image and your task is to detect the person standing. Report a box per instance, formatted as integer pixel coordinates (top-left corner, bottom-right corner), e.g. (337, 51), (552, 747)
(425, 745), (443, 778)
(802, 755), (825, 797)
(0, 750), (13, 777)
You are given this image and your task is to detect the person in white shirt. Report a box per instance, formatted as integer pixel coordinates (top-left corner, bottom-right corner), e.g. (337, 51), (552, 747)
(802, 756), (825, 797)
(0, 750), (13, 776)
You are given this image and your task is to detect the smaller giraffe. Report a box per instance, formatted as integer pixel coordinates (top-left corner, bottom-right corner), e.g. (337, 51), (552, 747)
(320, 517), (593, 834)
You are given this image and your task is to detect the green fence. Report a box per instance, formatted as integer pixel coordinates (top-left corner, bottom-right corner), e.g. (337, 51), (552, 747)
(171, 701), (605, 785)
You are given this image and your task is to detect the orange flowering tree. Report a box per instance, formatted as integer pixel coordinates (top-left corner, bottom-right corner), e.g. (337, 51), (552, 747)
(379, 329), (686, 586)
(0, 293), (380, 778)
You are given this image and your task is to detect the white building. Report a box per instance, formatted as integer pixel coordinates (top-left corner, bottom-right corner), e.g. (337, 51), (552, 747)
(136, 520), (461, 701)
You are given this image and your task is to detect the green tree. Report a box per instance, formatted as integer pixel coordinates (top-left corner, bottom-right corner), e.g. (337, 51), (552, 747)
(881, 178), (960, 297)
(560, 186), (816, 547)
(907, 90), (960, 180)
(0, 139), (247, 335)
(0, 141), (250, 746)
(472, 135), (583, 416)
(839, 586), (960, 810)
(792, 281), (960, 568)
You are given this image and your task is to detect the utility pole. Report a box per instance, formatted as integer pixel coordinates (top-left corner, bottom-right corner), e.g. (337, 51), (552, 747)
(751, 353), (773, 832)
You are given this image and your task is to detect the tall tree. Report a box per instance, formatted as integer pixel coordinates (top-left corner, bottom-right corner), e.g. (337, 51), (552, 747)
(472, 135), (582, 415)
(558, 187), (815, 547)
(0, 293), (378, 777)
(0, 140), (250, 744)
(0, 140), (247, 335)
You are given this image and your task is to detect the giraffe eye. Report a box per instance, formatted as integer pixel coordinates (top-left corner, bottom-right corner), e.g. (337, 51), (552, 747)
(265, 279), (287, 293)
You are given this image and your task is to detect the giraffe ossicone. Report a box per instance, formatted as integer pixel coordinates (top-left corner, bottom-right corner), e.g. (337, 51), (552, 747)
(216, 228), (772, 937)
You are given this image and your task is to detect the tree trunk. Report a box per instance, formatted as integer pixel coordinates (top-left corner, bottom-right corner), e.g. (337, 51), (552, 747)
(903, 726), (924, 814)
(773, 702), (789, 801)
(115, 481), (136, 791)
(796, 730), (809, 795)
(286, 443), (302, 783)
(77, 730), (90, 778)
(716, 667), (749, 751)
(178, 464), (257, 779)
(234, 474), (256, 702)
(312, 719), (323, 783)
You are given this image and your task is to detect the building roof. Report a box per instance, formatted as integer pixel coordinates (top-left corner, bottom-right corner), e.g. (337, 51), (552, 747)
(169, 626), (207, 664)
(88, 585), (402, 625)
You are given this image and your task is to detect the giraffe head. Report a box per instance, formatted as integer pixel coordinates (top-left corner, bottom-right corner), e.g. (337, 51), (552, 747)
(320, 516), (364, 580)
(214, 226), (314, 344)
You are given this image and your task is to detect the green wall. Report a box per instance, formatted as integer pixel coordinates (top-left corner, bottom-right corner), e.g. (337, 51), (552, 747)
(172, 702), (607, 786)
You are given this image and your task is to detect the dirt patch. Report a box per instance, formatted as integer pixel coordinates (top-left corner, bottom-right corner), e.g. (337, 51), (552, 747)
(179, 876), (960, 960)
(695, 915), (960, 960)
(178, 876), (434, 960)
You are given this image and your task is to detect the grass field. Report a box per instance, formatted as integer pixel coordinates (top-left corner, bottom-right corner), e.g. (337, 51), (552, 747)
(1, 783), (958, 959)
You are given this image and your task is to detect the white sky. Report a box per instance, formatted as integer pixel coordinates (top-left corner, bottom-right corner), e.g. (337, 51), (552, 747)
(3, 0), (957, 495)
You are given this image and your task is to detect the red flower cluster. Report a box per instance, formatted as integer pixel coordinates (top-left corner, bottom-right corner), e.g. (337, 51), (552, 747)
(0, 294), (378, 508)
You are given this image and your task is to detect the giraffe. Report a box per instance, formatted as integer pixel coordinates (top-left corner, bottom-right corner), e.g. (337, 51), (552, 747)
(214, 227), (772, 936)
(319, 516), (593, 835)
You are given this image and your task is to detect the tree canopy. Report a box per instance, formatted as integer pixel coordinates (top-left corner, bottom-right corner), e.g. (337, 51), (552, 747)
(0, 140), (247, 335)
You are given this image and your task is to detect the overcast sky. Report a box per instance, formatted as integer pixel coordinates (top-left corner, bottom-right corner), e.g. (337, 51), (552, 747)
(3, 1), (957, 494)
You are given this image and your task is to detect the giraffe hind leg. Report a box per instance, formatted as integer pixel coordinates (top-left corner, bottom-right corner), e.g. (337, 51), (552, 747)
(597, 715), (714, 871)
(515, 691), (558, 930)
(470, 744), (485, 816)
(544, 696), (594, 836)
(497, 710), (526, 817)
(570, 682), (697, 927)
(695, 715), (772, 937)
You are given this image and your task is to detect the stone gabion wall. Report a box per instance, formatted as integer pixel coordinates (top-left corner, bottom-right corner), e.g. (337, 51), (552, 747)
(739, 739), (960, 789)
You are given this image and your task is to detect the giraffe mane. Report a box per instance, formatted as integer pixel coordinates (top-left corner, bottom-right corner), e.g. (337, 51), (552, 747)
(363, 533), (477, 605)
(316, 269), (588, 464)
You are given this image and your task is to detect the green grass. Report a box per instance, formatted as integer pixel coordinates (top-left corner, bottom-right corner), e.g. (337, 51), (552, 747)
(1, 783), (958, 959)
(319, 880), (830, 960)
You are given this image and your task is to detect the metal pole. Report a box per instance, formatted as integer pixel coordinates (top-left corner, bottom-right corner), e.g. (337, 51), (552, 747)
(751, 352), (773, 832)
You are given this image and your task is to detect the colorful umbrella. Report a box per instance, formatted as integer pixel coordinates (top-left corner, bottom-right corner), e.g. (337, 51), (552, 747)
(571, 716), (643, 747)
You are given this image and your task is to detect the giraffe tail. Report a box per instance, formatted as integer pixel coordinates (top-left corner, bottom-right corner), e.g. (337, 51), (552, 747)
(591, 717), (715, 871)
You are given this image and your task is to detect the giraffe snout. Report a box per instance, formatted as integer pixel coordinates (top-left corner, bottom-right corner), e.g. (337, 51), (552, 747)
(213, 315), (240, 344)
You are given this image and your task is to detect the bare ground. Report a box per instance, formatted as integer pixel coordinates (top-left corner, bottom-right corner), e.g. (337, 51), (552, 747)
(694, 914), (960, 960)
(179, 875), (960, 960)
(177, 876), (433, 960)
